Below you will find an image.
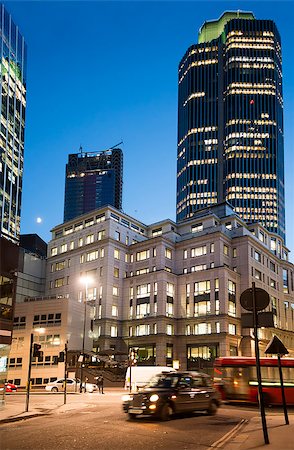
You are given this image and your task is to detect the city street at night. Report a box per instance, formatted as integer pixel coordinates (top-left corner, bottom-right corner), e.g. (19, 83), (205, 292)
(0, 390), (259, 450)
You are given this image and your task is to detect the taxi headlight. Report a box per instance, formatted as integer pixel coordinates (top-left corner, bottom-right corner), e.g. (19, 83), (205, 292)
(122, 394), (132, 402)
(149, 394), (159, 402)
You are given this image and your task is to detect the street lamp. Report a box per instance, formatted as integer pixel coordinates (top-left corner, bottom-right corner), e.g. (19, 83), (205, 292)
(79, 275), (93, 393)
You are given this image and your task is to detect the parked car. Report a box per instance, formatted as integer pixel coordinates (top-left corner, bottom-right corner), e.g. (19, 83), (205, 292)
(122, 371), (221, 421)
(45, 378), (97, 393)
(5, 382), (17, 393)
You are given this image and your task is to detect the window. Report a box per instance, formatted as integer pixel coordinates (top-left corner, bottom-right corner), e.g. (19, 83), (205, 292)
(191, 246), (206, 257)
(225, 222), (232, 230)
(114, 268), (119, 278)
(137, 284), (150, 298)
(216, 322), (220, 333)
(166, 282), (174, 297)
(283, 269), (289, 294)
(97, 230), (105, 241)
(254, 269), (262, 280)
(51, 247), (57, 256)
(136, 324), (150, 336)
(223, 245), (229, 256)
(86, 251), (98, 262)
(129, 327), (133, 337)
(191, 264), (207, 272)
(114, 249), (120, 260)
(78, 238), (83, 247)
(228, 280), (236, 317)
(210, 243), (215, 253)
(166, 301), (174, 317)
(153, 323), (157, 334)
(166, 324), (173, 335)
(136, 250), (150, 261)
(136, 302), (150, 318)
(192, 223), (203, 233)
(60, 244), (67, 253)
(194, 323), (211, 335)
(54, 278), (65, 288)
(70, 241), (75, 250)
(100, 248), (105, 258)
(233, 248), (237, 258)
(254, 250), (261, 263)
(55, 261), (66, 271)
(228, 324), (236, 335)
(270, 279), (276, 289)
(152, 228), (162, 237)
(153, 247), (157, 257)
(115, 231), (120, 241)
(110, 326), (118, 337)
(112, 305), (118, 317)
(165, 248), (172, 259)
(113, 286), (119, 296)
(183, 249), (188, 259)
(270, 261), (276, 272)
(86, 234), (94, 245)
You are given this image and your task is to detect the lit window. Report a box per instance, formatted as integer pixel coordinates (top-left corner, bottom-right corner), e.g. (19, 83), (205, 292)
(183, 249), (188, 259)
(115, 231), (120, 241)
(229, 324), (236, 335)
(114, 249), (120, 260)
(60, 244), (67, 253)
(51, 247), (58, 256)
(112, 305), (118, 317)
(191, 246), (207, 257)
(98, 230), (105, 241)
(110, 326), (118, 337)
(113, 286), (119, 296)
(166, 324), (173, 335)
(114, 268), (119, 278)
(86, 234), (94, 245)
(165, 248), (172, 259)
(136, 250), (150, 261)
(223, 245), (229, 256)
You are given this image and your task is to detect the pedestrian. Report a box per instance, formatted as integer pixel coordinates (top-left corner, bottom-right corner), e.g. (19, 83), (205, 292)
(97, 375), (104, 394)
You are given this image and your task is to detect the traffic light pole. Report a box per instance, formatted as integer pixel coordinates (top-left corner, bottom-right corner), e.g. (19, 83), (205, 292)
(25, 333), (33, 412)
(64, 342), (68, 405)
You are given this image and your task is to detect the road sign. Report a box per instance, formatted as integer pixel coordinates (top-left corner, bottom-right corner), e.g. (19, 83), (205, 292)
(265, 335), (288, 355)
(240, 287), (270, 311)
(241, 311), (274, 328)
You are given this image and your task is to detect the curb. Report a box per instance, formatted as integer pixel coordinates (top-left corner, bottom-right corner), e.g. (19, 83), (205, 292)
(210, 418), (248, 448)
(0, 412), (51, 424)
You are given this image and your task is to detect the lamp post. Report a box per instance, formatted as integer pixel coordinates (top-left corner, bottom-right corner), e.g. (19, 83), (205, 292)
(26, 327), (45, 412)
(79, 276), (92, 393)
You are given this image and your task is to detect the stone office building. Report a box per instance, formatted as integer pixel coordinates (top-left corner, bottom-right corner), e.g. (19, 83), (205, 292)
(44, 203), (293, 373)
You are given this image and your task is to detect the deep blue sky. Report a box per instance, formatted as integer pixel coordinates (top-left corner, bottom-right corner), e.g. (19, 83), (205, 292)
(5, 1), (294, 257)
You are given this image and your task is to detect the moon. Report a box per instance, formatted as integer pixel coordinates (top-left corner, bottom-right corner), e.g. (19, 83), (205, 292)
(36, 217), (42, 224)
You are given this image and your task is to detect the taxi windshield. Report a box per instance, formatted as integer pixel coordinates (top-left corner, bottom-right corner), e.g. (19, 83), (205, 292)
(146, 374), (179, 388)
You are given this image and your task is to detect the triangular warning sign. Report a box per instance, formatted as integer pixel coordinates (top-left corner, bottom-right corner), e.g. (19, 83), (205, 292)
(265, 335), (288, 355)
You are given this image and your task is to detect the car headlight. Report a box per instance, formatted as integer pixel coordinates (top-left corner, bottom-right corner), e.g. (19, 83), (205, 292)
(149, 394), (159, 402)
(122, 394), (133, 402)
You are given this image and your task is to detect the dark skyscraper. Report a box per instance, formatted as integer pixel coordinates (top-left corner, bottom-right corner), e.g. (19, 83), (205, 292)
(177, 11), (285, 241)
(64, 147), (123, 222)
(0, 4), (27, 243)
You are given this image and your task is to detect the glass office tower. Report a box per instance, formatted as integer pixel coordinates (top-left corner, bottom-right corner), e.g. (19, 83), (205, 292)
(0, 4), (27, 244)
(177, 12), (285, 241)
(64, 148), (123, 222)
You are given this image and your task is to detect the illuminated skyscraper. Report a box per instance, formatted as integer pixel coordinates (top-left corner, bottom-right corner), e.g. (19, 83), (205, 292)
(0, 4), (27, 243)
(177, 12), (285, 241)
(64, 147), (123, 222)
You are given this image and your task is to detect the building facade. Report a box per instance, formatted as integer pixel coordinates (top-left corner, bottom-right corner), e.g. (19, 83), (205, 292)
(0, 4), (26, 404)
(177, 12), (285, 242)
(0, 3), (27, 243)
(63, 148), (123, 222)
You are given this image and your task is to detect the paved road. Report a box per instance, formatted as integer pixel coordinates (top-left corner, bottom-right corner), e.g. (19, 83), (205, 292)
(0, 393), (258, 450)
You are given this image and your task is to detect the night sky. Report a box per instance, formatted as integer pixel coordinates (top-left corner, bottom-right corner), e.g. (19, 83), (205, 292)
(5, 1), (294, 259)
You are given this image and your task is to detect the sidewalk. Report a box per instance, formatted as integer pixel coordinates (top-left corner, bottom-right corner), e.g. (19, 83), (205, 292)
(0, 388), (125, 424)
(218, 413), (294, 449)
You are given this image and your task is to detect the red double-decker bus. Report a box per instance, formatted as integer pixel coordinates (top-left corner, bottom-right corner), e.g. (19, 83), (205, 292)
(214, 357), (294, 405)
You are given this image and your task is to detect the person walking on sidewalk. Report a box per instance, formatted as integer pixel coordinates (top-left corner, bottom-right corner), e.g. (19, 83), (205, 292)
(97, 375), (104, 394)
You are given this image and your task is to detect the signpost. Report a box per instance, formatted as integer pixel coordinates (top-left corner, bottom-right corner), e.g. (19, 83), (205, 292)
(265, 335), (289, 425)
(240, 282), (270, 445)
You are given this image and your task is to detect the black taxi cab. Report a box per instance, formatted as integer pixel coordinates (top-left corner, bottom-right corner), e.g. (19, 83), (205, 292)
(122, 371), (221, 421)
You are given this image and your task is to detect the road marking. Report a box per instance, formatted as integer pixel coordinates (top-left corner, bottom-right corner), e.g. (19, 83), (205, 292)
(210, 418), (248, 448)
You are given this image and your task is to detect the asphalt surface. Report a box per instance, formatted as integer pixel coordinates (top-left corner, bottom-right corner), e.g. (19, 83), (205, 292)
(0, 394), (257, 450)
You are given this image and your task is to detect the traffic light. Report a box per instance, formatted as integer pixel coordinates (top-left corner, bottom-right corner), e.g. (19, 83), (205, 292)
(33, 343), (42, 358)
(58, 351), (65, 362)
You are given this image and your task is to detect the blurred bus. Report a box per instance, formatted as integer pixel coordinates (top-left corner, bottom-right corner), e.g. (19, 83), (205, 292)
(213, 357), (294, 405)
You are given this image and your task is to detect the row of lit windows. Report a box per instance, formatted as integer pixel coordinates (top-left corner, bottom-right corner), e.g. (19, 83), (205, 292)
(226, 43), (275, 51)
(179, 46), (218, 71)
(226, 173), (276, 180)
(226, 131), (270, 140)
(227, 186), (277, 194)
(187, 158), (217, 166)
(183, 91), (205, 107)
(179, 59), (218, 84)
(178, 126), (217, 147)
(226, 118), (276, 127)
(227, 88), (276, 96)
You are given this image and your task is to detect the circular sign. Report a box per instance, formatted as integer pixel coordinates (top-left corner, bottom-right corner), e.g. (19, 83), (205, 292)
(240, 287), (270, 312)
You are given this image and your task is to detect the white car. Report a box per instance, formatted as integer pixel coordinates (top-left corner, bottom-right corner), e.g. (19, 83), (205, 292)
(45, 378), (97, 393)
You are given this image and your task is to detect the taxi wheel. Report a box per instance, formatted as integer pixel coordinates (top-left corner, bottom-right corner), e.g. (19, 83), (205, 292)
(51, 387), (58, 393)
(128, 413), (137, 420)
(159, 403), (173, 421)
(207, 400), (218, 415)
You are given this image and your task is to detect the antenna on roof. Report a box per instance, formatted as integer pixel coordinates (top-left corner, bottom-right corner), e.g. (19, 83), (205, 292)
(79, 144), (83, 154)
